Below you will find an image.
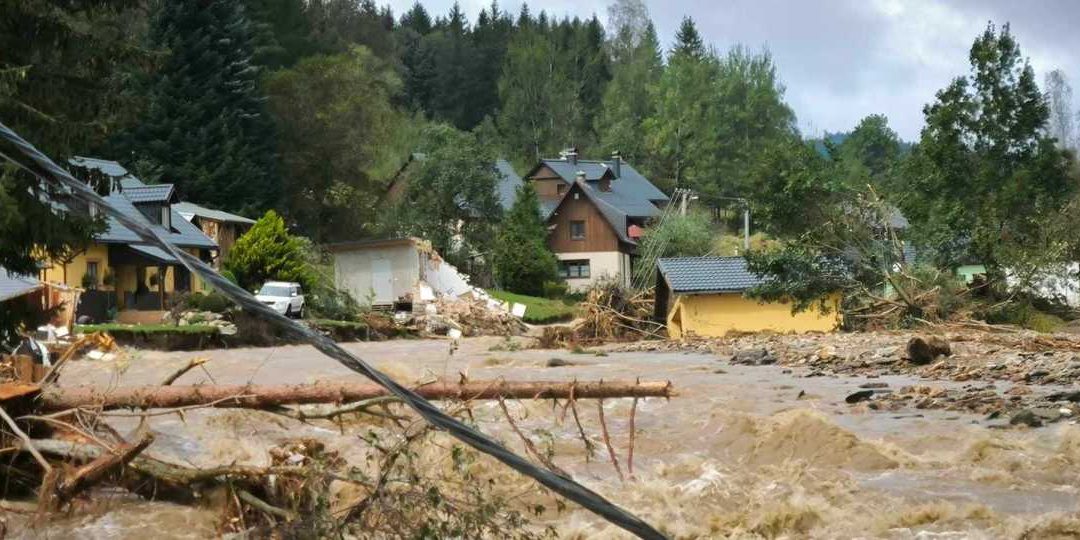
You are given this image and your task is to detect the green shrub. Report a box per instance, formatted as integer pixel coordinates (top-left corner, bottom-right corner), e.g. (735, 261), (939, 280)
(184, 291), (231, 313)
(306, 284), (364, 321)
(542, 281), (568, 299)
(224, 210), (316, 292)
(200, 291), (232, 313)
(984, 299), (1066, 333)
(220, 268), (239, 286)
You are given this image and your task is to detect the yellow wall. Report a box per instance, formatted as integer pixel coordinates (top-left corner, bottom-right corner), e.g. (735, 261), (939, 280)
(40, 243), (206, 307)
(667, 293), (840, 339)
(41, 243), (111, 289)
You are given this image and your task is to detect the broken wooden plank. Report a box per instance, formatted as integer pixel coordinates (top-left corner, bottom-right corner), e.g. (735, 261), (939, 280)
(0, 382), (40, 402)
(39, 380), (674, 412)
(42, 432), (154, 509)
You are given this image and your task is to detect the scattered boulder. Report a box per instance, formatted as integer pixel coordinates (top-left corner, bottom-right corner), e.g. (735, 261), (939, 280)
(905, 336), (951, 365)
(845, 390), (875, 404)
(1046, 390), (1080, 402)
(730, 348), (776, 366)
(546, 358), (576, 367)
(1010, 409), (1044, 428)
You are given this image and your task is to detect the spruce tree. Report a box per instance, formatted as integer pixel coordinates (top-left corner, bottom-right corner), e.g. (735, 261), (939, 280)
(122, 0), (279, 215)
(493, 182), (557, 296)
(673, 16), (705, 59)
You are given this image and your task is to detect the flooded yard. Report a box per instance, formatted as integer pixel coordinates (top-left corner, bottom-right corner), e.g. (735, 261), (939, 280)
(14, 335), (1080, 538)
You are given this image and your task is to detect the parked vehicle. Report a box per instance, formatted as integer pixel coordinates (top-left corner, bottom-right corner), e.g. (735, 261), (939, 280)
(255, 281), (305, 318)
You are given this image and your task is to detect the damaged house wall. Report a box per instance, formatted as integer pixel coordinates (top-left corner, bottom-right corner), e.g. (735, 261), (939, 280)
(331, 239), (421, 307)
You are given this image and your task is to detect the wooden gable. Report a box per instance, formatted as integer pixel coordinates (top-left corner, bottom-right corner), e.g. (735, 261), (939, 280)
(546, 183), (622, 253)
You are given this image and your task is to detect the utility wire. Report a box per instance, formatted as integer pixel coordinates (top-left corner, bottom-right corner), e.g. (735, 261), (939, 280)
(0, 122), (666, 540)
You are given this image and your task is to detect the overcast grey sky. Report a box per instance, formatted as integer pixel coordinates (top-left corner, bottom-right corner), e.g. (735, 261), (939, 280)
(384, 0), (1080, 141)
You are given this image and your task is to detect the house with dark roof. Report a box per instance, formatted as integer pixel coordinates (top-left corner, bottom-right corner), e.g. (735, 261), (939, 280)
(38, 157), (231, 316)
(509, 151), (668, 291)
(655, 256), (840, 338)
(174, 201), (255, 264)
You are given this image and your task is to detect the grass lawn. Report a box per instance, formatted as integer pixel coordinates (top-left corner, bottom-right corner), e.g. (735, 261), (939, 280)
(487, 290), (578, 324)
(75, 323), (219, 335)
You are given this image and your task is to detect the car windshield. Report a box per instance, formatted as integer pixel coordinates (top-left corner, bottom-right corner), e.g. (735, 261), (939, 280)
(258, 285), (292, 297)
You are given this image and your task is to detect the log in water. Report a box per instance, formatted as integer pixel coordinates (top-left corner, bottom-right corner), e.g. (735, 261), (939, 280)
(39, 379), (675, 412)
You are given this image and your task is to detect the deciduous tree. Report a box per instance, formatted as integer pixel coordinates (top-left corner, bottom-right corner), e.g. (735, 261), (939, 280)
(265, 46), (403, 242)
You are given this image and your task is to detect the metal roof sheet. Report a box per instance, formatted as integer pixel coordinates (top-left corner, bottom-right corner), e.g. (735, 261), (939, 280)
(657, 256), (765, 294)
(173, 202), (255, 225)
(0, 268), (43, 302)
(69, 156), (130, 178)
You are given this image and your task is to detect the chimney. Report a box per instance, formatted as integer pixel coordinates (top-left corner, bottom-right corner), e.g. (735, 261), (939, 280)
(575, 171), (586, 183)
(561, 147), (578, 165)
(611, 151), (621, 178)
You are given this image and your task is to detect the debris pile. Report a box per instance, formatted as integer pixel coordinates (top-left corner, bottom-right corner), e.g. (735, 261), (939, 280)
(0, 350), (672, 534)
(411, 293), (527, 337)
(541, 282), (664, 347)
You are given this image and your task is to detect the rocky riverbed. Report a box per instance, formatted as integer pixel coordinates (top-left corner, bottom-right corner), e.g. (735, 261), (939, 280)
(612, 326), (1080, 428)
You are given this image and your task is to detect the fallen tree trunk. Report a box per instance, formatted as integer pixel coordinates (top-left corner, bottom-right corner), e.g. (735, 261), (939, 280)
(26, 439), (318, 504)
(39, 380), (674, 412)
(41, 432), (154, 509)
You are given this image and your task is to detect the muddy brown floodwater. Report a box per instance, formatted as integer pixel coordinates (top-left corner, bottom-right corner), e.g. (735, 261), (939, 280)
(14, 336), (1080, 538)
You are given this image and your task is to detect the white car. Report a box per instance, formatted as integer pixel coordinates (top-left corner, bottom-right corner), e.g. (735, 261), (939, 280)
(255, 281), (305, 318)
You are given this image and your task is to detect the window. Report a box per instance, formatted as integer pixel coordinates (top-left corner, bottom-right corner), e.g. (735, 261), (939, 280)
(161, 205), (172, 229)
(86, 261), (99, 289)
(558, 260), (590, 279)
(557, 183), (567, 195)
(570, 220), (586, 240)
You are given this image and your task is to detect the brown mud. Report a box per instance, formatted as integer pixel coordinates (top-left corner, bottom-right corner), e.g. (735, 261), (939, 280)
(10, 333), (1080, 538)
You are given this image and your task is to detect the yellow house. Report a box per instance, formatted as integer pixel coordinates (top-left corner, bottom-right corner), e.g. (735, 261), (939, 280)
(39, 157), (222, 320)
(655, 256), (841, 339)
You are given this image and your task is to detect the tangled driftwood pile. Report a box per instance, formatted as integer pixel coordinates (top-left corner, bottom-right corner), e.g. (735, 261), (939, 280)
(0, 345), (673, 535)
(542, 282), (665, 347)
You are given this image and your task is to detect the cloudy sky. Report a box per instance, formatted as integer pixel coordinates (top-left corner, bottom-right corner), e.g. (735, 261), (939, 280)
(384, 0), (1079, 141)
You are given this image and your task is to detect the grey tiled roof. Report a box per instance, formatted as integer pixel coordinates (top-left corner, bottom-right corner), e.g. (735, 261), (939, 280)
(68, 158), (217, 250)
(657, 256), (765, 294)
(538, 158), (669, 208)
(0, 268), (43, 302)
(122, 184), (175, 203)
(504, 156), (668, 246)
(494, 160), (523, 211)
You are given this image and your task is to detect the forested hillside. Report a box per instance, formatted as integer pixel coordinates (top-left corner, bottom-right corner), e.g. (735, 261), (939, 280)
(3, 1), (1080, 307)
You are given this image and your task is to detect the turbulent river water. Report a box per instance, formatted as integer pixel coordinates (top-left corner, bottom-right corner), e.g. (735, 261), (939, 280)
(12, 337), (1080, 538)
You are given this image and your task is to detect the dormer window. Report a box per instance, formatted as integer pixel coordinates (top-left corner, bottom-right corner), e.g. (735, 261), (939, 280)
(161, 205), (171, 229)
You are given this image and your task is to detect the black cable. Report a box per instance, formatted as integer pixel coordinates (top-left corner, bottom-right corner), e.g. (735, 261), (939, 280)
(0, 122), (666, 539)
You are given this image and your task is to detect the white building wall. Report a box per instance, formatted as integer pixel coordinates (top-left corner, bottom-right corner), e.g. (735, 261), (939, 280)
(333, 244), (421, 305)
(556, 251), (629, 292)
